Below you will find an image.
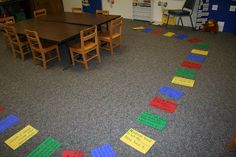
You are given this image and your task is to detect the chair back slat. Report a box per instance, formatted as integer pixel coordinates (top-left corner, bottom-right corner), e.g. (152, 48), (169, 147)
(96, 10), (109, 15)
(80, 26), (97, 49)
(24, 29), (43, 51)
(183, 0), (196, 10)
(0, 16), (15, 31)
(4, 25), (20, 46)
(34, 9), (47, 18)
(72, 7), (83, 13)
(110, 17), (123, 36)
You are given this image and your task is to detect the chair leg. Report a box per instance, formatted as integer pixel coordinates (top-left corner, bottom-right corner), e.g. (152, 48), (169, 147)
(42, 53), (47, 70)
(166, 14), (170, 28)
(109, 41), (113, 55)
(82, 53), (88, 71)
(189, 15), (194, 30)
(177, 17), (180, 26)
(20, 47), (25, 61)
(32, 51), (38, 64)
(96, 45), (101, 63)
(69, 48), (75, 66)
(180, 17), (184, 26)
(56, 46), (61, 62)
(228, 132), (236, 152)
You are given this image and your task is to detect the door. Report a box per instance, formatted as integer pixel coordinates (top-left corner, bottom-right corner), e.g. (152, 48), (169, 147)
(32, 0), (64, 13)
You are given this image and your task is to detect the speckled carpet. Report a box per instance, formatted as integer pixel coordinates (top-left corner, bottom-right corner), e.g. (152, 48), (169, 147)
(0, 19), (236, 157)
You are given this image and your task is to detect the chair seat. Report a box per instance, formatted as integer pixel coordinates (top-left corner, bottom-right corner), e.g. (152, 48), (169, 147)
(98, 32), (120, 41)
(70, 41), (97, 52)
(33, 42), (58, 52)
(168, 10), (190, 16)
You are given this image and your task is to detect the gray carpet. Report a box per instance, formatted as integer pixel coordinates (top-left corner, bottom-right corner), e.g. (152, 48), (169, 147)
(0, 19), (236, 157)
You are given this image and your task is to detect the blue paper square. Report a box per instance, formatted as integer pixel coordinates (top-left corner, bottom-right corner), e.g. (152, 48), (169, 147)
(187, 54), (206, 63)
(0, 114), (20, 133)
(175, 34), (188, 40)
(141, 28), (153, 33)
(159, 86), (184, 100)
(91, 144), (116, 157)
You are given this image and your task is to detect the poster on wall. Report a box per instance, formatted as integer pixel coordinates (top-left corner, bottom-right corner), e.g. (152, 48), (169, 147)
(196, 0), (210, 30)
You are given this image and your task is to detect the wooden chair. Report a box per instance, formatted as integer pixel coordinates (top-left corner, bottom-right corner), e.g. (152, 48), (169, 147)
(98, 17), (123, 55)
(4, 25), (30, 60)
(24, 29), (61, 69)
(228, 132), (236, 152)
(96, 10), (109, 15)
(72, 7), (83, 13)
(34, 8), (47, 18)
(69, 26), (101, 71)
(0, 16), (15, 47)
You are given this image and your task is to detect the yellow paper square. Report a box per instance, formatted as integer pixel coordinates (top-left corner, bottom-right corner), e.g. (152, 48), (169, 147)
(5, 125), (39, 150)
(120, 128), (156, 154)
(163, 32), (175, 37)
(133, 26), (145, 30)
(191, 49), (208, 56)
(171, 76), (195, 87)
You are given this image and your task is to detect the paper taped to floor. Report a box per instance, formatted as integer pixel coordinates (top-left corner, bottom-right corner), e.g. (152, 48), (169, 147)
(159, 86), (184, 100)
(193, 43), (209, 49)
(175, 34), (188, 40)
(91, 144), (116, 157)
(187, 54), (206, 63)
(0, 105), (4, 112)
(5, 125), (38, 150)
(176, 68), (196, 79)
(163, 32), (175, 37)
(141, 28), (153, 33)
(120, 128), (155, 154)
(149, 96), (178, 113)
(171, 76), (195, 87)
(181, 61), (201, 70)
(0, 114), (20, 133)
(151, 29), (161, 35)
(132, 26), (145, 30)
(62, 150), (84, 157)
(191, 49), (208, 56)
(188, 38), (202, 43)
(137, 111), (168, 131)
(27, 136), (61, 157)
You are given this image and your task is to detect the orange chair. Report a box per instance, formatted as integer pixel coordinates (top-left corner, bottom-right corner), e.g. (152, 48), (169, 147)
(34, 8), (47, 18)
(0, 16), (15, 47)
(72, 7), (83, 13)
(98, 17), (123, 55)
(69, 26), (101, 71)
(24, 29), (61, 69)
(4, 25), (30, 60)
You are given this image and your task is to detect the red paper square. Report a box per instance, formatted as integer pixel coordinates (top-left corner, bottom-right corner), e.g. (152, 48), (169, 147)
(181, 61), (201, 69)
(151, 29), (161, 35)
(62, 150), (83, 157)
(188, 38), (202, 43)
(0, 105), (4, 112)
(149, 97), (177, 113)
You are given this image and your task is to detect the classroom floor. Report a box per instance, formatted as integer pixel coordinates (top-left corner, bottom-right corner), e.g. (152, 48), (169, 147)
(0, 19), (236, 157)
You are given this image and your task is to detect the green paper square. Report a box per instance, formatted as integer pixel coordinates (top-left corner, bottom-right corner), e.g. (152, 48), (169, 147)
(176, 68), (196, 79)
(27, 136), (61, 157)
(136, 111), (168, 131)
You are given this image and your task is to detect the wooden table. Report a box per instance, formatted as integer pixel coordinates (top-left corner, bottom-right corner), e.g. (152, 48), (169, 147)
(13, 18), (88, 43)
(38, 12), (120, 26)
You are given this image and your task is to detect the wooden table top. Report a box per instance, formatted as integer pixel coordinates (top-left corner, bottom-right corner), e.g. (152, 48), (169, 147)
(38, 12), (120, 26)
(13, 18), (88, 43)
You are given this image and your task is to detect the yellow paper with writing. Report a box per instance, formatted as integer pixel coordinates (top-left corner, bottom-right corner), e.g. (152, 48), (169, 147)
(5, 125), (39, 150)
(171, 76), (195, 87)
(120, 128), (156, 154)
(133, 26), (145, 30)
(191, 49), (208, 56)
(163, 32), (175, 37)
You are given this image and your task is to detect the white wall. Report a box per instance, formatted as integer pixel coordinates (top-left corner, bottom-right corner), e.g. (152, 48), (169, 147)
(62, 0), (82, 12)
(102, 0), (133, 19)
